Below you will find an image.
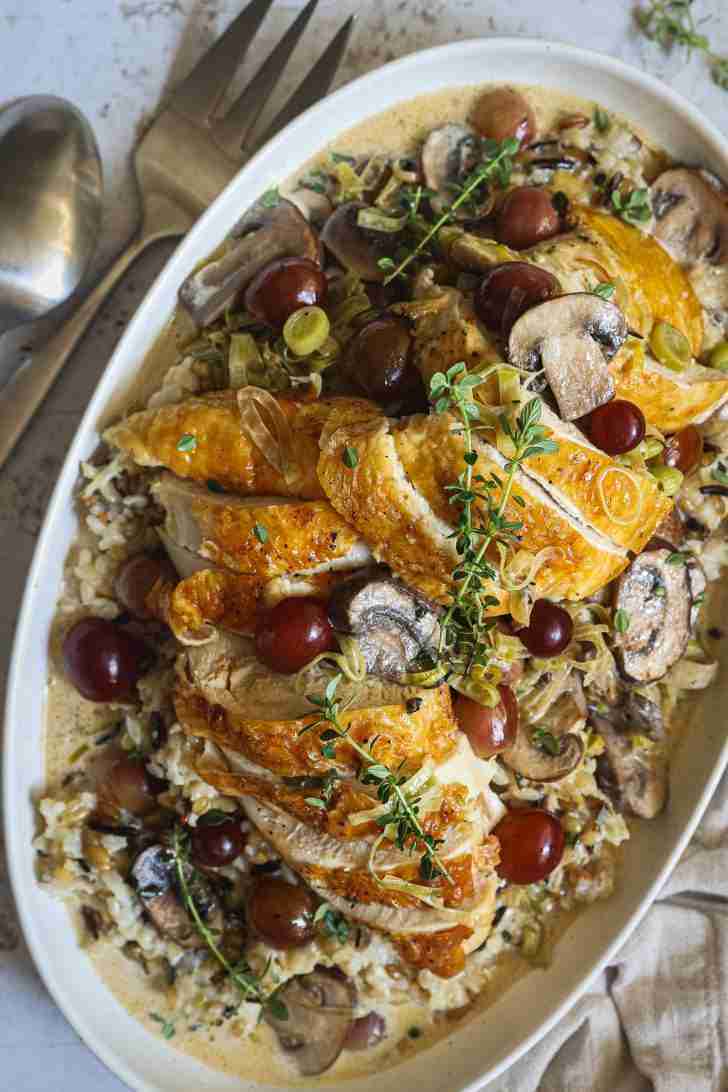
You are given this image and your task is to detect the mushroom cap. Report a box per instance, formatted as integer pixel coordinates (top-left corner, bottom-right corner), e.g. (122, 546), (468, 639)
(593, 715), (667, 819)
(651, 167), (728, 265)
(507, 292), (626, 420)
(613, 546), (692, 683)
(131, 844), (220, 948)
(264, 967), (356, 1076)
(178, 196), (320, 326)
(321, 201), (403, 282)
(328, 566), (441, 680)
(420, 123), (489, 218)
(501, 691), (584, 782)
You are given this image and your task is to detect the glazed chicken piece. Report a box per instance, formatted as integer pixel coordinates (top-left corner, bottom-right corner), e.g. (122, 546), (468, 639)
(318, 408), (650, 606)
(104, 391), (379, 499)
(175, 633), (504, 977)
(152, 473), (371, 579)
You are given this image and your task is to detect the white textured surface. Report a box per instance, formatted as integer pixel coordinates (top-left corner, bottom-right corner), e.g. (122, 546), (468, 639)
(0, 2), (727, 1090)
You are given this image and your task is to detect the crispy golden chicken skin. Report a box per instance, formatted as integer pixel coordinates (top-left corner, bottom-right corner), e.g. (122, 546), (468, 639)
(105, 392), (378, 499)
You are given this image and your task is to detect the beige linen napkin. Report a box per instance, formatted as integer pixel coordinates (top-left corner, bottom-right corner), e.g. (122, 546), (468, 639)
(488, 772), (728, 1091)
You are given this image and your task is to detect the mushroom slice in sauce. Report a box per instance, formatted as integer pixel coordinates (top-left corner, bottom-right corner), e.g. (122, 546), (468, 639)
(264, 967), (356, 1076)
(420, 123), (487, 217)
(651, 167), (728, 265)
(507, 293), (627, 420)
(328, 566), (441, 680)
(501, 691), (584, 782)
(593, 716), (667, 819)
(613, 547), (691, 683)
(131, 844), (221, 948)
(178, 197), (320, 326)
(321, 201), (403, 282)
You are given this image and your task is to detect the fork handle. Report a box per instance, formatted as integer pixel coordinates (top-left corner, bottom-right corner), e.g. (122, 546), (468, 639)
(0, 212), (188, 470)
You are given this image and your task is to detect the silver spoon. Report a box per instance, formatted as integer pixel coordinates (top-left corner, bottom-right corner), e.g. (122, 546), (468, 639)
(0, 95), (102, 389)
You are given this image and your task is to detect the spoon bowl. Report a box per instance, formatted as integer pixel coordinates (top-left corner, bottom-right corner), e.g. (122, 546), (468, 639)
(0, 95), (102, 336)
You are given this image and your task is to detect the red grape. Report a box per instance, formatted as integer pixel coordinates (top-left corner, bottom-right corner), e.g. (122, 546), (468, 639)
(517, 599), (573, 658)
(255, 596), (335, 674)
(97, 756), (166, 818)
(661, 425), (703, 475)
(494, 807), (565, 884)
(474, 262), (560, 334)
(247, 876), (316, 948)
(191, 816), (246, 868)
(345, 316), (417, 404)
(62, 617), (149, 701)
(245, 257), (326, 328)
(453, 685), (518, 757)
(470, 87), (536, 147)
(581, 399), (646, 455)
(496, 187), (560, 250)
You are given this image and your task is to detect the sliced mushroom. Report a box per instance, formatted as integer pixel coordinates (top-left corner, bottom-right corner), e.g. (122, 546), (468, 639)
(501, 692), (585, 782)
(178, 197), (320, 326)
(613, 547), (691, 683)
(507, 293), (626, 420)
(321, 201), (402, 282)
(131, 844), (221, 949)
(328, 566), (440, 680)
(621, 690), (664, 740)
(287, 187), (333, 227)
(421, 123), (488, 218)
(592, 715), (667, 819)
(651, 167), (728, 265)
(264, 967), (355, 1076)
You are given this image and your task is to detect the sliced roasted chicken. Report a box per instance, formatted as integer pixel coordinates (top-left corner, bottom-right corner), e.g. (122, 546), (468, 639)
(104, 392), (379, 500)
(175, 633), (457, 779)
(319, 409), (634, 606)
(152, 473), (371, 579)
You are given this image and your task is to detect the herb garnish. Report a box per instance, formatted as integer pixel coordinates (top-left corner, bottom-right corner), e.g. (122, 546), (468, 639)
(429, 364), (557, 684)
(636, 1), (728, 91)
(176, 433), (197, 453)
(531, 727), (561, 757)
(170, 827), (287, 1020)
(300, 675), (451, 882)
(343, 445), (359, 469)
(150, 1013), (176, 1040)
(314, 903), (351, 943)
(614, 608), (631, 634)
(611, 187), (652, 225)
(260, 186), (280, 207)
(592, 281), (616, 301)
(253, 522), (268, 544)
(381, 137), (519, 285)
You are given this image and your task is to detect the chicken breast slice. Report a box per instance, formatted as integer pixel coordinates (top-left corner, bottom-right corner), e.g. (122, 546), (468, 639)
(152, 472), (371, 579)
(319, 411), (629, 606)
(104, 391), (378, 499)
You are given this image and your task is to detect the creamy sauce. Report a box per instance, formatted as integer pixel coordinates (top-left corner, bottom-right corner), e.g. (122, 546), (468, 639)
(42, 81), (697, 1084)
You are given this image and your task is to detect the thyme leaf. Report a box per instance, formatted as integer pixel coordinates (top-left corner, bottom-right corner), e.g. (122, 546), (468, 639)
(636, 1), (728, 92)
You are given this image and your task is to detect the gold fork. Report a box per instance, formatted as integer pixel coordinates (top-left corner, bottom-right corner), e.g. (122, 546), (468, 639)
(0, 0), (354, 468)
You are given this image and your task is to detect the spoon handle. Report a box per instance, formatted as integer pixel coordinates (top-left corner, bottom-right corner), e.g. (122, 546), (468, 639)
(0, 214), (189, 470)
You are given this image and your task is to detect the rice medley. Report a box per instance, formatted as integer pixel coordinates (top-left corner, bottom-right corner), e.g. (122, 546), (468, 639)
(35, 83), (728, 1077)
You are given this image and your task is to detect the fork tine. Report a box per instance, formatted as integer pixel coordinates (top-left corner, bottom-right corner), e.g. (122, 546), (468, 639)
(248, 15), (355, 156)
(171, 0), (275, 125)
(211, 0), (320, 160)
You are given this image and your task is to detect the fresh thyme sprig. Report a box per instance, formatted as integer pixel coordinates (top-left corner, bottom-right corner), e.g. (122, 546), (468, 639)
(301, 675), (451, 882)
(170, 826), (287, 1019)
(429, 364), (557, 680)
(380, 136), (519, 285)
(636, 1), (728, 91)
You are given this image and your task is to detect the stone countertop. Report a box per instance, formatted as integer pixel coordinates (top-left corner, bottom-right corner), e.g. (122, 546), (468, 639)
(1, 2), (727, 1089)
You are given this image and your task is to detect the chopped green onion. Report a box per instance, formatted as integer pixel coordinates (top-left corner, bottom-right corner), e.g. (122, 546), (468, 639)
(228, 332), (261, 387)
(614, 608), (631, 634)
(649, 463), (684, 495)
(650, 321), (692, 372)
(709, 341), (728, 373)
(282, 306), (330, 357)
(356, 207), (408, 233)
